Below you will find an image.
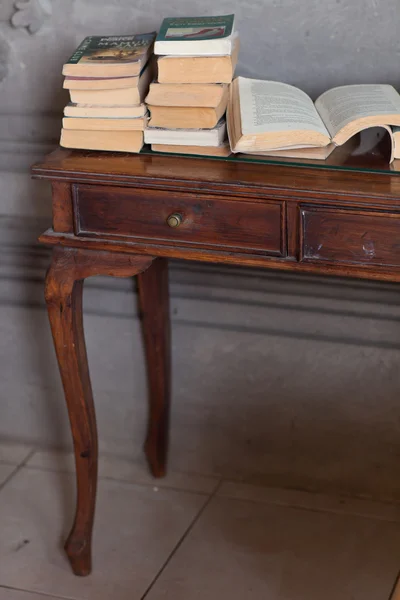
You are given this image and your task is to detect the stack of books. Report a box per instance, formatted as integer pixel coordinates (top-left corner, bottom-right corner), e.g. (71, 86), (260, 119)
(144, 15), (239, 157)
(60, 33), (156, 153)
(227, 76), (400, 161)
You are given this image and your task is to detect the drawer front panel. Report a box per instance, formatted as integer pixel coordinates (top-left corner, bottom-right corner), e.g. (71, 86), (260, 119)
(74, 185), (284, 255)
(301, 206), (400, 266)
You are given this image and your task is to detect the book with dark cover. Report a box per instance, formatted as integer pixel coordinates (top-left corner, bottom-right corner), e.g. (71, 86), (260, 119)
(155, 15), (235, 56)
(63, 33), (156, 77)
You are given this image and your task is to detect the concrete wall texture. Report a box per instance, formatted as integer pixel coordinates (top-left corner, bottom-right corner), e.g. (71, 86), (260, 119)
(1, 0), (400, 113)
(1, 0), (400, 500)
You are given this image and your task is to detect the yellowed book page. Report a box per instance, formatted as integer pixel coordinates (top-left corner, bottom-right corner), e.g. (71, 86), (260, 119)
(146, 83), (227, 107)
(152, 143), (230, 156)
(62, 116), (146, 131)
(60, 128), (143, 152)
(237, 77), (330, 139)
(393, 130), (400, 159)
(246, 143), (336, 160)
(315, 84), (400, 139)
(64, 103), (146, 118)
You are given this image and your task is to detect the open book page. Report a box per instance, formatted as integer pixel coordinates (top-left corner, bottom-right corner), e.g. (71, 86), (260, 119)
(379, 125), (395, 162)
(391, 126), (400, 159)
(238, 77), (330, 138)
(315, 84), (400, 139)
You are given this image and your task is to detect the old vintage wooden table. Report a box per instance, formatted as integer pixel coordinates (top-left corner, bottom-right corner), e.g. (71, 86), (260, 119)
(33, 143), (400, 576)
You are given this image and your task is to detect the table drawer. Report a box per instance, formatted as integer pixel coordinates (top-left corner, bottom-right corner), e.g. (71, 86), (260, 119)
(74, 184), (285, 256)
(301, 206), (400, 266)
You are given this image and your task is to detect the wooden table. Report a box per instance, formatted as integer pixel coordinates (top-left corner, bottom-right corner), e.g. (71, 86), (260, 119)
(33, 146), (400, 576)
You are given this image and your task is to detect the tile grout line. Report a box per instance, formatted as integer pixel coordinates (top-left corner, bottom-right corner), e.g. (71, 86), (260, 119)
(24, 449), (211, 478)
(215, 492), (400, 523)
(140, 478), (223, 600)
(0, 583), (70, 600)
(0, 449), (37, 495)
(18, 459), (400, 523)
(9, 453), (400, 523)
(22, 462), (218, 497)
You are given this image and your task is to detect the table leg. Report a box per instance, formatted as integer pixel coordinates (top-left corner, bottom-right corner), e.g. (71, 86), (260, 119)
(44, 246), (153, 576)
(137, 258), (171, 478)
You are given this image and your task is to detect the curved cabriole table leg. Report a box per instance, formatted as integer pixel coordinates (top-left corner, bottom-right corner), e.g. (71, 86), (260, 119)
(44, 246), (155, 576)
(137, 257), (171, 478)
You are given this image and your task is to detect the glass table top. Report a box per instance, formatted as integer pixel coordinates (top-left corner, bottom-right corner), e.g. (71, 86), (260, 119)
(141, 128), (400, 176)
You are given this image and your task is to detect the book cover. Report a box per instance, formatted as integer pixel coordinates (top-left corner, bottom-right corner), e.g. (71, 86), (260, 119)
(65, 33), (156, 66)
(156, 15), (234, 43)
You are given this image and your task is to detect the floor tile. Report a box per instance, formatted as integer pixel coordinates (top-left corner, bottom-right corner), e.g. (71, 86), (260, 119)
(145, 496), (400, 600)
(0, 441), (33, 466)
(26, 450), (75, 473)
(27, 449), (219, 494)
(0, 467), (207, 600)
(0, 588), (63, 600)
(218, 481), (400, 522)
(0, 464), (17, 486)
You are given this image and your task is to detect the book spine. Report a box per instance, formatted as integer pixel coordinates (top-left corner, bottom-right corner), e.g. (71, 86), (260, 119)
(68, 37), (93, 64)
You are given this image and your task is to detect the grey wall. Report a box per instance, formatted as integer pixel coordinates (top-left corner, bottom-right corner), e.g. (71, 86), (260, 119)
(1, 0), (400, 172)
(1, 0), (400, 500)
(2, 0), (400, 112)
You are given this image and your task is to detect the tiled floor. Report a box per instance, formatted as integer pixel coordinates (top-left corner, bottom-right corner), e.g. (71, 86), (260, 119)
(0, 442), (400, 599)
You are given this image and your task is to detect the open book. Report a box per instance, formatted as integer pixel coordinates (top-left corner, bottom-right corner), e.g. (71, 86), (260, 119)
(228, 77), (400, 161)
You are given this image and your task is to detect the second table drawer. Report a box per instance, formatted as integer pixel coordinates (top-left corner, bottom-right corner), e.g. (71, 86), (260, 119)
(301, 205), (400, 266)
(74, 184), (285, 255)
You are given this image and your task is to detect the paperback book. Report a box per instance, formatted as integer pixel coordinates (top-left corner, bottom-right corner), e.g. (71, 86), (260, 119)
(64, 103), (147, 118)
(228, 77), (400, 162)
(147, 92), (228, 128)
(146, 82), (228, 107)
(68, 60), (153, 106)
(155, 15), (236, 56)
(60, 129), (144, 152)
(63, 32), (156, 78)
(144, 118), (227, 146)
(151, 143), (231, 157)
(157, 37), (239, 83)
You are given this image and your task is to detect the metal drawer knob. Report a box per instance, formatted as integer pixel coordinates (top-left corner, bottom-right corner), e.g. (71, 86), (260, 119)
(166, 213), (182, 228)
